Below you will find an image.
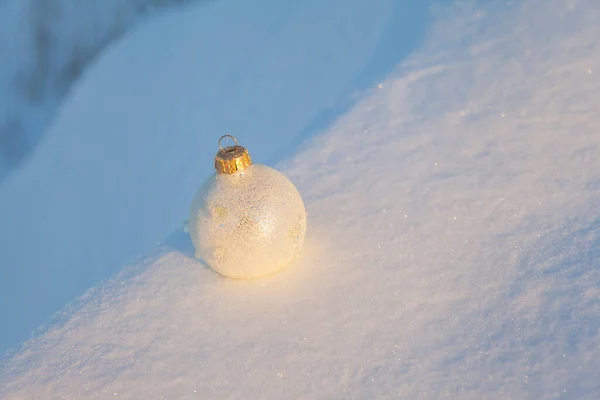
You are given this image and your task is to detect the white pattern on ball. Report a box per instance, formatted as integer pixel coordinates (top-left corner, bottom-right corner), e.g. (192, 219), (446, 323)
(189, 164), (307, 279)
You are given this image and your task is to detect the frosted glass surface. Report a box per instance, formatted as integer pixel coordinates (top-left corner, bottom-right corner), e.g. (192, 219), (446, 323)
(189, 164), (306, 279)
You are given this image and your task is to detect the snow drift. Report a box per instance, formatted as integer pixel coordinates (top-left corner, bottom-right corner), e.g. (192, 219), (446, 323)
(2, 0), (600, 398)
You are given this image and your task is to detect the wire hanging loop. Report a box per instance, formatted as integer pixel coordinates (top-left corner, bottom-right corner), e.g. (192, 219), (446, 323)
(218, 134), (239, 152)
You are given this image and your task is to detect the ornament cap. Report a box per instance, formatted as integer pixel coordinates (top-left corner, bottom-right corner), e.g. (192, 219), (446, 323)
(214, 135), (252, 174)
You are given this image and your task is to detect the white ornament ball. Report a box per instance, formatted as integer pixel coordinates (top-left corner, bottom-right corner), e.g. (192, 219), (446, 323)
(189, 163), (306, 280)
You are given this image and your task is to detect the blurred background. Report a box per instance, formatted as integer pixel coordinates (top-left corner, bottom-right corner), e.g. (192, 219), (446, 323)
(0, 0), (197, 183)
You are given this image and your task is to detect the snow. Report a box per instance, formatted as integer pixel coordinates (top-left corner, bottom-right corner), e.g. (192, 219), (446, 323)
(2, 0), (600, 398)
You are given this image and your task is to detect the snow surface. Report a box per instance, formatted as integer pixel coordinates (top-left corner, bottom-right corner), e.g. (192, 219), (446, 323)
(2, 0), (600, 398)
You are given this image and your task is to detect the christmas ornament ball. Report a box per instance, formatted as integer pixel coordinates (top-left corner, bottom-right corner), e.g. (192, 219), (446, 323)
(189, 136), (306, 280)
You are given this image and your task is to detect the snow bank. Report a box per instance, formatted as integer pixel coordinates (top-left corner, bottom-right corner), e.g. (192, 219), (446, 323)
(0, 0), (196, 179)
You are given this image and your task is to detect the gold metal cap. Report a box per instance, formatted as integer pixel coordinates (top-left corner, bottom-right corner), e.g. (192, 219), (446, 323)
(214, 135), (252, 174)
